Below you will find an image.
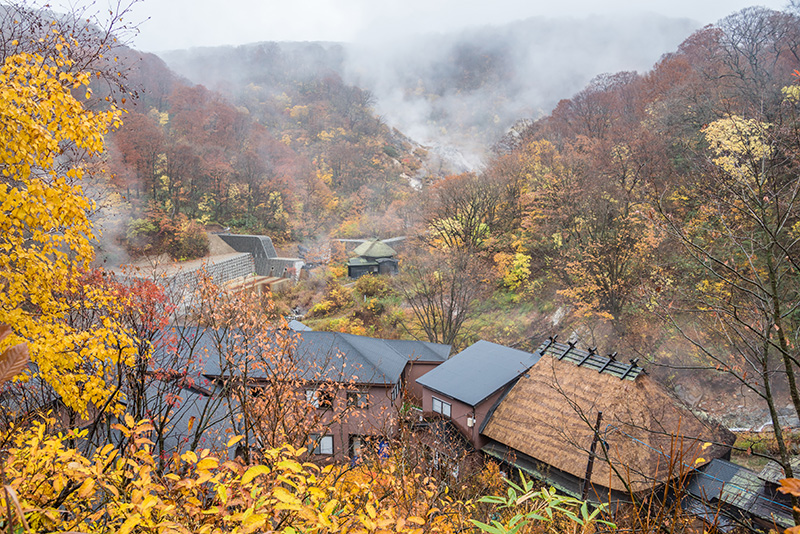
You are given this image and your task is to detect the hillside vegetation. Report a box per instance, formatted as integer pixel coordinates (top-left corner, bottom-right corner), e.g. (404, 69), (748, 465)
(5, 1), (800, 532)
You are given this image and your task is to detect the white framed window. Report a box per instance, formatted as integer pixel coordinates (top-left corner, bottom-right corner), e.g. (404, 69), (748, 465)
(432, 397), (451, 418)
(305, 388), (333, 409)
(309, 434), (334, 455)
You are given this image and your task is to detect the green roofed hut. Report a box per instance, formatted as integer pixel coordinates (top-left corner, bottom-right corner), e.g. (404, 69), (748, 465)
(347, 238), (399, 278)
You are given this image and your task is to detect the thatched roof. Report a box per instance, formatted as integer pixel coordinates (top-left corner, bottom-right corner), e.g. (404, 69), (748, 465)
(353, 239), (396, 258)
(481, 344), (735, 494)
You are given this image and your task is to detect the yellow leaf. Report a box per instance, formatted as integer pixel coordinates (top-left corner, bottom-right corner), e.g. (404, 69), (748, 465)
(118, 514), (141, 534)
(77, 478), (95, 498)
(273, 486), (301, 505)
(241, 465), (270, 485)
(276, 459), (303, 473)
(196, 457), (219, 471)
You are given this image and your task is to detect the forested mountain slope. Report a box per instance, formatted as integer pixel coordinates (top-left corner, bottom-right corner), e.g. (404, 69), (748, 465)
(452, 7), (800, 436)
(160, 14), (698, 164)
(102, 48), (427, 252)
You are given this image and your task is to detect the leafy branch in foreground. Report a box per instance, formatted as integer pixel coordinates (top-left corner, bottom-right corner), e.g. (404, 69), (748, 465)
(470, 472), (615, 534)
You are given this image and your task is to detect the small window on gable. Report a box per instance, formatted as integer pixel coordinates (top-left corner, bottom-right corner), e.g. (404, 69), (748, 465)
(346, 391), (369, 409)
(309, 434), (334, 455)
(390, 379), (402, 402)
(432, 396), (451, 418)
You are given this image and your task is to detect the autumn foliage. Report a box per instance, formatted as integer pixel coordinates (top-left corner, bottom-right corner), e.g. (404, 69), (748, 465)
(0, 38), (136, 416)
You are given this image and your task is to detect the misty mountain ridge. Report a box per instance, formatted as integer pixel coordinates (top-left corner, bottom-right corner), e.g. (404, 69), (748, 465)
(160, 12), (699, 169)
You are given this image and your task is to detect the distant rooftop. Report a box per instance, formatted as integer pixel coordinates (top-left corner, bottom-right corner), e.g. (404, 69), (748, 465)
(687, 458), (793, 529)
(353, 238), (396, 258)
(176, 327), (450, 386)
(288, 320), (312, 331)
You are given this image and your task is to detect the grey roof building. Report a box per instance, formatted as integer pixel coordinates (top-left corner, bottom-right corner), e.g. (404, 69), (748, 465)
(193, 329), (449, 387)
(417, 340), (541, 406)
(148, 326), (451, 460)
(416, 340), (541, 449)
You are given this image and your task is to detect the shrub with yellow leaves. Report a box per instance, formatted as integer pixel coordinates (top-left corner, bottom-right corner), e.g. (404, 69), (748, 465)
(0, 40), (135, 417)
(0, 416), (476, 534)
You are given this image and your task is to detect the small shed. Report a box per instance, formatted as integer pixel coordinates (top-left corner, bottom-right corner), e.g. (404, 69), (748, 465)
(347, 239), (398, 278)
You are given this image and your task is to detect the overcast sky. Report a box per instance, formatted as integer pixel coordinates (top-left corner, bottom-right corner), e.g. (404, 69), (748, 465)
(125, 0), (792, 52)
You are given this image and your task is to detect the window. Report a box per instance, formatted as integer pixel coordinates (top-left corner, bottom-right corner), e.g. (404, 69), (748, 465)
(346, 391), (369, 409)
(249, 385), (266, 398)
(390, 379), (402, 402)
(309, 434), (333, 455)
(349, 435), (366, 461)
(432, 397), (451, 418)
(305, 388), (333, 409)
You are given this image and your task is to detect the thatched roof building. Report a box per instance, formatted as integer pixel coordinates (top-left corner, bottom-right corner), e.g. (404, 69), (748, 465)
(481, 338), (735, 498)
(352, 239), (397, 258)
(347, 238), (400, 279)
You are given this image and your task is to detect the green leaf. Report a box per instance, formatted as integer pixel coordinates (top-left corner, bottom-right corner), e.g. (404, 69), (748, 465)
(469, 519), (509, 534)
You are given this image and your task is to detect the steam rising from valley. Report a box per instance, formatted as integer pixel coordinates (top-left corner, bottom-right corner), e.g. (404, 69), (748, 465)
(161, 13), (699, 170)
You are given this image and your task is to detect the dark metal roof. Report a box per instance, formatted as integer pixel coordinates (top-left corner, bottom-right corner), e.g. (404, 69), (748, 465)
(481, 440), (623, 503)
(143, 383), (235, 457)
(537, 337), (644, 380)
(162, 327), (450, 387)
(218, 233), (278, 258)
(416, 340), (541, 406)
(383, 338), (451, 362)
(686, 458), (793, 529)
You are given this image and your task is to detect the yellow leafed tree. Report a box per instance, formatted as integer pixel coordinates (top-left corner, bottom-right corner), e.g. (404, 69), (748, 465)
(0, 39), (134, 416)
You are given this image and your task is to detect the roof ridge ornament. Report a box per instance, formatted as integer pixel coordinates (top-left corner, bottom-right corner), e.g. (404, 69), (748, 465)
(558, 340), (575, 360)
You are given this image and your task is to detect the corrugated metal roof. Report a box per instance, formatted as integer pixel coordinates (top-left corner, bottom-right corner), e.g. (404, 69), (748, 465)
(482, 441), (588, 500)
(416, 340), (541, 406)
(758, 457), (800, 484)
(687, 458), (793, 529)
